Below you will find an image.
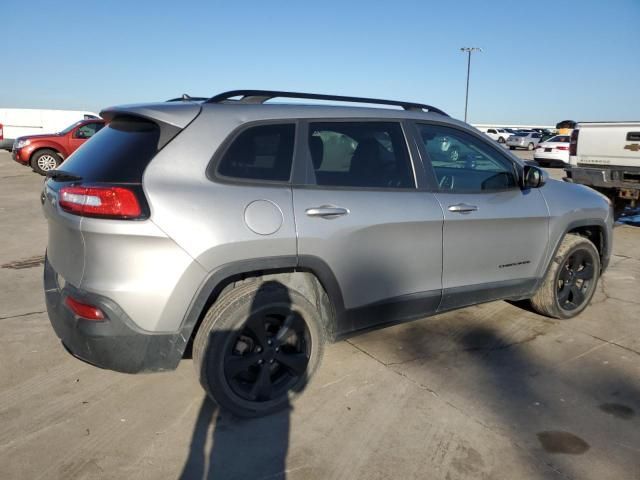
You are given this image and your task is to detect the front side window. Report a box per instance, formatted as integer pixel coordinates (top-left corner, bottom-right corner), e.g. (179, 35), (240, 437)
(417, 123), (517, 193)
(75, 122), (104, 139)
(217, 124), (295, 182)
(307, 122), (414, 189)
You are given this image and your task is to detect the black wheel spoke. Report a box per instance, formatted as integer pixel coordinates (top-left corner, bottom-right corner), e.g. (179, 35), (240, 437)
(569, 251), (585, 269)
(244, 315), (268, 347)
(558, 267), (571, 281)
(558, 284), (572, 304)
(250, 365), (273, 400)
(570, 285), (585, 306)
(275, 351), (308, 376)
(274, 313), (295, 346)
(575, 264), (594, 280)
(225, 353), (261, 378)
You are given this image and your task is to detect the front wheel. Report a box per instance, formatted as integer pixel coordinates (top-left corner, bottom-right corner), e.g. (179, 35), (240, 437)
(527, 143), (535, 151)
(498, 137), (506, 144)
(193, 280), (324, 417)
(31, 149), (62, 175)
(530, 234), (600, 319)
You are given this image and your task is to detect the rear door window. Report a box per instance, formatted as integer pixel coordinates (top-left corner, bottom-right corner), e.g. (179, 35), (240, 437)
(216, 124), (295, 182)
(307, 122), (414, 189)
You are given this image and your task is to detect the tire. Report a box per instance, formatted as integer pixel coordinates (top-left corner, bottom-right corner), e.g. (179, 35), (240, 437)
(31, 149), (62, 175)
(509, 146), (516, 150)
(193, 280), (325, 417)
(498, 137), (506, 144)
(527, 143), (535, 151)
(530, 234), (600, 319)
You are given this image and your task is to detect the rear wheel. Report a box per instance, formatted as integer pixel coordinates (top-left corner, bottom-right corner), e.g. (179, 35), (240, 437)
(527, 142), (535, 151)
(530, 234), (600, 319)
(498, 137), (506, 144)
(193, 281), (324, 417)
(31, 149), (62, 175)
(509, 146), (516, 150)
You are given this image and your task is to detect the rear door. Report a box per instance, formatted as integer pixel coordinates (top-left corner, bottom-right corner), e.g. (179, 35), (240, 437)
(414, 122), (549, 310)
(292, 120), (443, 334)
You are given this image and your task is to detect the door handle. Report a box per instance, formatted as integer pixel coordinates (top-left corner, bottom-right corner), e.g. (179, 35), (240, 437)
(305, 206), (349, 218)
(448, 203), (478, 213)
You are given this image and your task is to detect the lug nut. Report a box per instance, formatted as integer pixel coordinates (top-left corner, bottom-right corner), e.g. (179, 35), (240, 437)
(269, 359), (275, 364)
(257, 359), (264, 365)
(267, 340), (272, 346)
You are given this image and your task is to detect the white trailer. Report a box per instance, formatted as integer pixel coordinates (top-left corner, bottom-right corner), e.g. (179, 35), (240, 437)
(0, 108), (100, 150)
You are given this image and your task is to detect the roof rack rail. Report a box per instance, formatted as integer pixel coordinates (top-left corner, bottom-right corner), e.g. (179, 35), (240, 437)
(166, 94), (208, 102)
(205, 90), (448, 116)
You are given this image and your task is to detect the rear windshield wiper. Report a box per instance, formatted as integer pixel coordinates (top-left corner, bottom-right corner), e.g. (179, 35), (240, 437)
(46, 170), (83, 182)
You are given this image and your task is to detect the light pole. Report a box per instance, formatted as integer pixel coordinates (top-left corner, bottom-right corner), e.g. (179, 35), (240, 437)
(460, 47), (482, 122)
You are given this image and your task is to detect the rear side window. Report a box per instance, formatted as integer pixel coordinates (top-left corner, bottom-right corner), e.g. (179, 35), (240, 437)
(307, 122), (414, 189)
(217, 124), (295, 182)
(58, 116), (159, 183)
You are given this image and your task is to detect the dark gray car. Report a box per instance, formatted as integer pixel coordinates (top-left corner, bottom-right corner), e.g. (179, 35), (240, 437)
(42, 90), (612, 417)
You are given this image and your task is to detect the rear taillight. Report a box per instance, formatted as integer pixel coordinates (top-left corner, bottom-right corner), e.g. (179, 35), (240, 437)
(59, 185), (142, 219)
(64, 295), (105, 321)
(556, 146), (569, 151)
(569, 129), (579, 156)
(0, 123), (3, 141)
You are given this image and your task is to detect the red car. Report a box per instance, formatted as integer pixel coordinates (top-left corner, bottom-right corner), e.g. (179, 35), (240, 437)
(12, 119), (105, 175)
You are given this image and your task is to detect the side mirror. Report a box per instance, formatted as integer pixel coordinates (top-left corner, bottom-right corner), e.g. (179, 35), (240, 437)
(523, 165), (546, 189)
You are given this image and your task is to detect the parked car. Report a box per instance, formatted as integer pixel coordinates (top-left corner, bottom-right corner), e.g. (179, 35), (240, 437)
(480, 127), (511, 143)
(507, 132), (543, 150)
(534, 135), (571, 166)
(12, 119), (105, 174)
(43, 90), (612, 417)
(0, 108), (100, 151)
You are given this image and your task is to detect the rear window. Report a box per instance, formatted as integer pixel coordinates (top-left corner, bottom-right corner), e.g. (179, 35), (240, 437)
(58, 117), (160, 183)
(216, 124), (295, 182)
(515, 133), (528, 137)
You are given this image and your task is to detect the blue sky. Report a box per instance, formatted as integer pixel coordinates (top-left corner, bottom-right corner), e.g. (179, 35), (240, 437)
(2, 0), (639, 124)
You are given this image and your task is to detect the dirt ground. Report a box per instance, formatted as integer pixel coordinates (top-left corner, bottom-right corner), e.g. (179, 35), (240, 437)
(1, 150), (638, 480)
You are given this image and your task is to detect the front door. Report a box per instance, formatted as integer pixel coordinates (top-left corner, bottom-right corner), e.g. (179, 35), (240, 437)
(415, 122), (549, 311)
(293, 120), (443, 334)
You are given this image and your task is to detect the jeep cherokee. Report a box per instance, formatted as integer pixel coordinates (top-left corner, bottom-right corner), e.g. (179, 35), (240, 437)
(42, 90), (612, 417)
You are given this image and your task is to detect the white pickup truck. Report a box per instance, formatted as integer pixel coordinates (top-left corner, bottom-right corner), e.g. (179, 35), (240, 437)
(565, 121), (640, 214)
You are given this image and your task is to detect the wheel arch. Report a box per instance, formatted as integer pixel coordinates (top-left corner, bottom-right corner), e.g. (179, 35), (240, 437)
(180, 256), (344, 357)
(539, 218), (610, 287)
(29, 146), (64, 164)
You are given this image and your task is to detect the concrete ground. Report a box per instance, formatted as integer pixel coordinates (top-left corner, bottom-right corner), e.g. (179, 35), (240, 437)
(0, 149), (638, 480)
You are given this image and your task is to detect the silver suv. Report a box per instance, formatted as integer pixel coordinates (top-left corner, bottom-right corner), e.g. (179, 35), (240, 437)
(42, 90), (612, 417)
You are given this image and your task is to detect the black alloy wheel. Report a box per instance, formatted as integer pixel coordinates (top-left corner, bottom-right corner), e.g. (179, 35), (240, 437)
(223, 308), (310, 403)
(556, 248), (595, 311)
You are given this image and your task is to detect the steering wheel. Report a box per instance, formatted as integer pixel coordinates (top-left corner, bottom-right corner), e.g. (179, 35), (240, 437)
(439, 174), (455, 190)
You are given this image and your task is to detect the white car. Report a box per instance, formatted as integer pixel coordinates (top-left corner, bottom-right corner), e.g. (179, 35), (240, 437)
(534, 135), (571, 166)
(480, 127), (512, 144)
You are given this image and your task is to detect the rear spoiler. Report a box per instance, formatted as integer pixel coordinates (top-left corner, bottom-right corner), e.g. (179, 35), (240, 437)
(100, 102), (202, 149)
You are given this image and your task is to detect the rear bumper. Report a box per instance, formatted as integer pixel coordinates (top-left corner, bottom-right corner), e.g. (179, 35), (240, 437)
(44, 256), (186, 373)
